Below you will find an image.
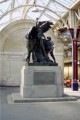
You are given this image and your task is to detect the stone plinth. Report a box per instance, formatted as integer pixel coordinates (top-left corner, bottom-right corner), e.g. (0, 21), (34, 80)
(20, 65), (63, 98)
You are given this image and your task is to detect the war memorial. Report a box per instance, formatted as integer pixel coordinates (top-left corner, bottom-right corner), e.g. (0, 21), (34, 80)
(11, 20), (63, 102)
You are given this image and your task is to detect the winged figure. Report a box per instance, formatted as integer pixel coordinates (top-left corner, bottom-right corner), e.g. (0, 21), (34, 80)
(25, 21), (56, 64)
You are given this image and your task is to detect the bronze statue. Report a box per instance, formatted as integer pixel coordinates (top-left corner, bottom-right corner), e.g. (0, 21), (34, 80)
(43, 36), (56, 63)
(25, 20), (56, 64)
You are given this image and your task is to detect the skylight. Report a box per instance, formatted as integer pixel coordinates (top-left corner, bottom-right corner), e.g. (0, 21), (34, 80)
(0, 0), (77, 31)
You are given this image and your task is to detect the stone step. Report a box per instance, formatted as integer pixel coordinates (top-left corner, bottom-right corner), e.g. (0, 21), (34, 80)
(10, 93), (77, 103)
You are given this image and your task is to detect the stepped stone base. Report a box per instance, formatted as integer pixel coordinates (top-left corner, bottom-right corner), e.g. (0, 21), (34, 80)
(20, 65), (63, 98)
(8, 93), (77, 103)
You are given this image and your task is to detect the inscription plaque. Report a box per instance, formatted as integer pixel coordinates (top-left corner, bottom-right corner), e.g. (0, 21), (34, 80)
(34, 72), (55, 85)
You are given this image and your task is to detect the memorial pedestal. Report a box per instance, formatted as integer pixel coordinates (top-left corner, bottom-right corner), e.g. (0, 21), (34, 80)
(20, 65), (63, 98)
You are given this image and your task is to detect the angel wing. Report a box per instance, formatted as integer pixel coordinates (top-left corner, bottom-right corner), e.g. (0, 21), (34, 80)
(37, 21), (53, 33)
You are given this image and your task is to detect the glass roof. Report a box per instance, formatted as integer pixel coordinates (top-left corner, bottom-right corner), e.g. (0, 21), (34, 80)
(0, 0), (77, 31)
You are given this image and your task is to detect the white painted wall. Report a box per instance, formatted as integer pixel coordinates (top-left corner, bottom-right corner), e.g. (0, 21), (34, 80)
(0, 52), (25, 86)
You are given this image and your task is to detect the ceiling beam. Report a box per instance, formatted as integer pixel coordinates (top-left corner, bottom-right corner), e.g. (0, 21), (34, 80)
(0, 4), (33, 20)
(0, 0), (10, 4)
(0, 4), (68, 28)
(0, 4), (64, 19)
(21, 0), (35, 19)
(0, 9), (4, 14)
(9, 0), (15, 21)
(37, 9), (57, 21)
(70, 0), (80, 9)
(54, 0), (69, 10)
(21, 0), (30, 18)
(38, 0), (51, 20)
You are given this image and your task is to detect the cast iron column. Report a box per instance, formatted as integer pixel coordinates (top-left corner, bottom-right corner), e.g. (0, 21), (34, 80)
(72, 38), (78, 91)
(69, 28), (78, 91)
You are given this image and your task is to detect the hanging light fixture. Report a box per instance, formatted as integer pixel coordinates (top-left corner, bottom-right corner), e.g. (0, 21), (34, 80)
(32, 8), (39, 13)
(32, 1), (39, 13)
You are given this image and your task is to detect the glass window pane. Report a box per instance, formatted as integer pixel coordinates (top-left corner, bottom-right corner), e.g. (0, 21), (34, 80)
(0, 0), (11, 12)
(39, 14), (52, 21)
(45, 10), (60, 19)
(0, 0), (78, 30)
